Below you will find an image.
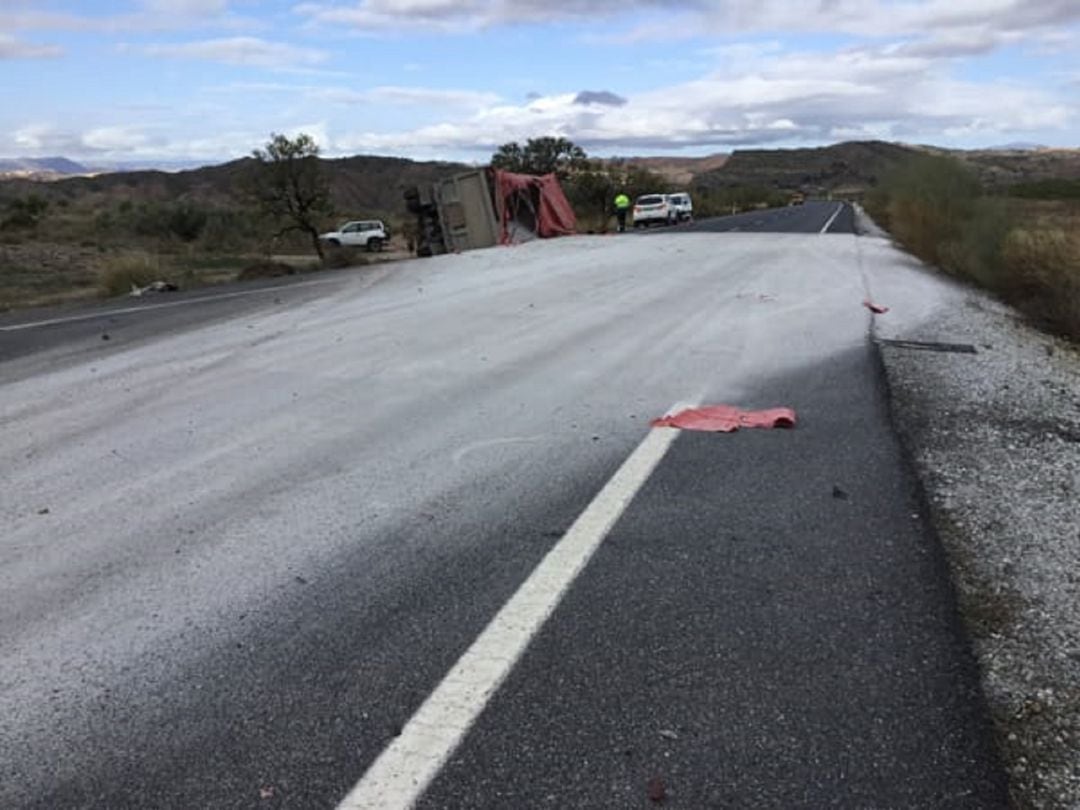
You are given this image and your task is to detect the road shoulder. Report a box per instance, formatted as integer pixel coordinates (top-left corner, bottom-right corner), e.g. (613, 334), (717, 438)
(874, 266), (1080, 807)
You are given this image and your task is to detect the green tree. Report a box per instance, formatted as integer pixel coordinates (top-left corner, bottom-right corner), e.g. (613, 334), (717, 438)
(491, 137), (588, 178)
(564, 161), (613, 229)
(248, 133), (333, 259)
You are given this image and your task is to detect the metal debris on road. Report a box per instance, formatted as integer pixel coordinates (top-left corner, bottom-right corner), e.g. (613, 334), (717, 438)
(879, 338), (978, 355)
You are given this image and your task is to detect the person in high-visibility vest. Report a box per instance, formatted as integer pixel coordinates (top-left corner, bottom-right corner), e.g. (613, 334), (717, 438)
(613, 192), (631, 232)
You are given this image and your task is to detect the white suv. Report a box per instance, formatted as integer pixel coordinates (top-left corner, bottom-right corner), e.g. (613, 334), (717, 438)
(319, 220), (388, 251)
(633, 194), (676, 227)
(666, 192), (693, 222)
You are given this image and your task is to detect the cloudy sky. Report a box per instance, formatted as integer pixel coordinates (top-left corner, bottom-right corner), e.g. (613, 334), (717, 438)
(1, 0), (1079, 166)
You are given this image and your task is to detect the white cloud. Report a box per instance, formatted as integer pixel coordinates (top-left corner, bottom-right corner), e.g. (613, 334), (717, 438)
(81, 126), (153, 152)
(0, 1), (256, 33)
(137, 0), (231, 13)
(13, 124), (72, 152)
(330, 41), (1074, 155)
(136, 37), (328, 68)
(203, 80), (500, 110)
(296, 0), (1080, 51)
(294, 0), (691, 31)
(11, 123), (156, 154)
(318, 85), (501, 109)
(0, 32), (62, 58)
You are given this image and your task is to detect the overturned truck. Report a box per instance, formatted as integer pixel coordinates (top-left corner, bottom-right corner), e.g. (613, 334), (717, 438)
(404, 168), (577, 257)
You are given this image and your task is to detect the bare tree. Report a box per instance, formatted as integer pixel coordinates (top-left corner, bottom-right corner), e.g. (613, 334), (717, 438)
(249, 133), (332, 260)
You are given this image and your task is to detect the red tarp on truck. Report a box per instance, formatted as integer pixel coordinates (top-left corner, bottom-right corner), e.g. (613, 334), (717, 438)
(492, 169), (577, 244)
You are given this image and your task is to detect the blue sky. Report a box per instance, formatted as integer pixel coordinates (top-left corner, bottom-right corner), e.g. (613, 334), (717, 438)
(1, 0), (1078, 166)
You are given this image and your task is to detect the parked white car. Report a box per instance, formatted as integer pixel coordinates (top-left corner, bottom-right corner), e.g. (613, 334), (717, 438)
(319, 220), (388, 251)
(666, 192), (693, 222)
(633, 194), (676, 227)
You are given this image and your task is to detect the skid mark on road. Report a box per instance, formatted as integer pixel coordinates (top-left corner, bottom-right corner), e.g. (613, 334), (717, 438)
(451, 435), (546, 466)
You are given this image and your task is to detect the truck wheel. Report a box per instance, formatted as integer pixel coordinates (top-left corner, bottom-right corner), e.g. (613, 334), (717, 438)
(367, 237), (383, 253)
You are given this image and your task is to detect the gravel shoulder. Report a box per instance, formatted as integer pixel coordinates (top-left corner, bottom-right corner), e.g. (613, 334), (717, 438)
(857, 208), (1080, 809)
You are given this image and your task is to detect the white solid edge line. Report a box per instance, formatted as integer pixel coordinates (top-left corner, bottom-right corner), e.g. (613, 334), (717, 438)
(819, 202), (845, 235)
(0, 277), (341, 332)
(336, 404), (694, 810)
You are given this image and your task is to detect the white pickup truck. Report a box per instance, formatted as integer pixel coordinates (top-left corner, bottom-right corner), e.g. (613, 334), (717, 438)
(319, 220), (388, 251)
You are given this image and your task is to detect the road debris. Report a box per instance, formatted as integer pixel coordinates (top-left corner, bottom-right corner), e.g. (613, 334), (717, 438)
(832, 485), (849, 500)
(129, 280), (178, 297)
(647, 776), (667, 803)
(863, 300), (890, 314)
(651, 404), (796, 433)
(658, 728), (679, 740)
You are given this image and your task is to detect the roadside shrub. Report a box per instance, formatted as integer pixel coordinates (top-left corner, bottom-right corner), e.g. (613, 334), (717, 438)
(322, 246), (369, 269)
(168, 202), (209, 243)
(1, 194), (49, 231)
(882, 154), (983, 266)
(1009, 179), (1080, 201)
(131, 203), (170, 238)
(562, 163), (672, 231)
(236, 261), (297, 281)
(691, 186), (790, 218)
(98, 252), (160, 297)
(936, 197), (1012, 288)
(199, 207), (265, 253)
(873, 152), (1080, 340)
(1001, 227), (1080, 338)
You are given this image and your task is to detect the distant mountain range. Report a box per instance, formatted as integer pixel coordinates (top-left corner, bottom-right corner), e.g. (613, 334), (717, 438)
(0, 156), (216, 180)
(0, 156), (92, 176)
(2, 142), (1079, 217)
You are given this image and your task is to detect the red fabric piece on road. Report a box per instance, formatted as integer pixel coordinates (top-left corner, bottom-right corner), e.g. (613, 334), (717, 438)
(492, 169), (577, 243)
(863, 300), (890, 314)
(651, 404), (797, 433)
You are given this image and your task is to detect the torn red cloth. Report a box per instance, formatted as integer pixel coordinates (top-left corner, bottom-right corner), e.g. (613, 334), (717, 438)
(651, 404), (797, 433)
(863, 300), (890, 314)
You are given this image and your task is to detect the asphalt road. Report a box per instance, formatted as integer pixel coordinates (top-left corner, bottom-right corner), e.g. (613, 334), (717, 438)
(0, 270), (366, 374)
(1, 209), (1007, 808)
(664, 198), (855, 235)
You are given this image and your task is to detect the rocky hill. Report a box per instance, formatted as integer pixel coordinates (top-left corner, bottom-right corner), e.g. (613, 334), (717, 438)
(694, 140), (1080, 196)
(601, 154), (729, 186)
(938, 147), (1080, 189)
(0, 155), (471, 218)
(694, 141), (917, 195)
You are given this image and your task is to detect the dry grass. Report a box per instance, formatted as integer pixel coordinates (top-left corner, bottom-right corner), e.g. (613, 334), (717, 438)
(869, 154), (1080, 341)
(97, 251), (163, 296)
(1000, 206), (1080, 337)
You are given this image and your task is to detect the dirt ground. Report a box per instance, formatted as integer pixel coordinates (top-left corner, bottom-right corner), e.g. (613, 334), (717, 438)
(0, 238), (415, 312)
